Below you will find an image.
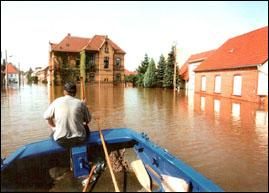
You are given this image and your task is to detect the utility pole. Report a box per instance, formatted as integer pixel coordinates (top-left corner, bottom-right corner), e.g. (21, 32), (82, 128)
(18, 62), (21, 86)
(5, 50), (8, 87)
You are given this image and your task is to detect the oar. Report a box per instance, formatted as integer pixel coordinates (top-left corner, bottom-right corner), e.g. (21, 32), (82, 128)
(124, 148), (151, 192)
(97, 118), (120, 192)
(145, 164), (189, 192)
(82, 165), (97, 192)
(80, 78), (120, 192)
(80, 77), (86, 101)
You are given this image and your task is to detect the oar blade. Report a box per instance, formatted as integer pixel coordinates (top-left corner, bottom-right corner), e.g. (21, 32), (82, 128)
(125, 148), (151, 192)
(161, 175), (189, 192)
(131, 160), (151, 192)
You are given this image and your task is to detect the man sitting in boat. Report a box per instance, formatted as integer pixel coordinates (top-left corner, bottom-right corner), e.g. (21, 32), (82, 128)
(44, 82), (91, 148)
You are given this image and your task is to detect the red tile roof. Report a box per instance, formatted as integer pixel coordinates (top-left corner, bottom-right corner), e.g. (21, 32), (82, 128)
(7, 63), (19, 74)
(124, 69), (137, 76)
(51, 34), (125, 54)
(52, 34), (91, 52)
(179, 50), (215, 80)
(195, 26), (268, 72)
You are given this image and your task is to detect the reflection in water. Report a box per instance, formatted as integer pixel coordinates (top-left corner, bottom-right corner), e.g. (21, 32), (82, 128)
(214, 99), (220, 113)
(201, 96), (205, 111)
(232, 103), (240, 117)
(1, 85), (268, 192)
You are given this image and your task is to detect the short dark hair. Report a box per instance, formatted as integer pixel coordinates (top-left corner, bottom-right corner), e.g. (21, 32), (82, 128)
(64, 82), (77, 95)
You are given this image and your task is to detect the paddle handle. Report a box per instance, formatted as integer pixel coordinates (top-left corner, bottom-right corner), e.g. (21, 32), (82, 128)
(80, 76), (85, 101)
(99, 125), (120, 192)
(82, 165), (97, 192)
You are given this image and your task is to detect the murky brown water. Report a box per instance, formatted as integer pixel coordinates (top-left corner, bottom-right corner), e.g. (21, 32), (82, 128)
(1, 84), (268, 192)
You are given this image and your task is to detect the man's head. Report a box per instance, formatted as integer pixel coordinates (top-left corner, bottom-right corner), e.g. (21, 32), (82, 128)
(64, 82), (77, 96)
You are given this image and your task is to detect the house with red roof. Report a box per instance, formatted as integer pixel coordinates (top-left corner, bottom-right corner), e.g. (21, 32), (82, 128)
(179, 50), (215, 92)
(124, 69), (137, 76)
(32, 66), (49, 83)
(194, 26), (268, 103)
(6, 63), (20, 83)
(49, 33), (125, 85)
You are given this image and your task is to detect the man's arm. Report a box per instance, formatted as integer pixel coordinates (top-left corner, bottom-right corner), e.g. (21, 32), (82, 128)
(46, 117), (55, 128)
(44, 101), (56, 131)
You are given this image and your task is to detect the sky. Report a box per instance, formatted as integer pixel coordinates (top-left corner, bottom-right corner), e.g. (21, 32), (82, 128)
(1, 1), (268, 72)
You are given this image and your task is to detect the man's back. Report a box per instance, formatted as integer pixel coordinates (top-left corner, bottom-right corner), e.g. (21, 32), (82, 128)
(44, 95), (91, 141)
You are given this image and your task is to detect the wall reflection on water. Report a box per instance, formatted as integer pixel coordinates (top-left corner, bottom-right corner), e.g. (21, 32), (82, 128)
(191, 92), (268, 192)
(1, 84), (268, 192)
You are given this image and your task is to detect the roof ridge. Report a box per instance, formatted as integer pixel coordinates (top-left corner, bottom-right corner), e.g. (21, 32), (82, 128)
(53, 34), (71, 50)
(194, 26), (268, 72)
(190, 49), (216, 57)
(226, 26), (268, 42)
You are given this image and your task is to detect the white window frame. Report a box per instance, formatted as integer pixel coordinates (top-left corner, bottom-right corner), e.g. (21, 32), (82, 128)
(257, 71), (268, 96)
(214, 75), (221, 93)
(201, 76), (206, 92)
(233, 75), (242, 96)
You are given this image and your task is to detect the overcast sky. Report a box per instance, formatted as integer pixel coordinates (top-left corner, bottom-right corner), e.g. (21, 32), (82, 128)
(1, 1), (268, 71)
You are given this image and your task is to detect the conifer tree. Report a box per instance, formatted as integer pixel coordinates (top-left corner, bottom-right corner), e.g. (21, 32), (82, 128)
(136, 54), (150, 86)
(143, 58), (157, 87)
(163, 46), (176, 88)
(137, 54), (150, 74)
(156, 54), (166, 87)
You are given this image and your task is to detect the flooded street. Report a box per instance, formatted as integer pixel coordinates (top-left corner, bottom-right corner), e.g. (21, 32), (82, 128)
(1, 84), (268, 192)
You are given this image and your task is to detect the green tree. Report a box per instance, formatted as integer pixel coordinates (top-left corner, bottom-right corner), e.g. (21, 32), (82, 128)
(136, 74), (144, 87)
(137, 54), (150, 74)
(124, 74), (138, 87)
(163, 46), (176, 88)
(143, 58), (157, 87)
(156, 54), (166, 87)
(136, 54), (150, 87)
(26, 67), (33, 84)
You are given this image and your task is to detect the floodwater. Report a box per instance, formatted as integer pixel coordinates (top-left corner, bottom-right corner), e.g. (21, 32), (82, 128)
(1, 83), (268, 192)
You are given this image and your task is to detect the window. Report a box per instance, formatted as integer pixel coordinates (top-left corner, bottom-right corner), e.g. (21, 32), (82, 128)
(214, 75), (221, 93)
(62, 54), (68, 67)
(116, 74), (121, 82)
(104, 43), (109, 53)
(76, 58), (80, 68)
(233, 75), (242, 96)
(104, 57), (109, 69)
(86, 54), (95, 68)
(258, 71), (268, 96)
(116, 58), (121, 66)
(90, 55), (95, 65)
(201, 76), (206, 91)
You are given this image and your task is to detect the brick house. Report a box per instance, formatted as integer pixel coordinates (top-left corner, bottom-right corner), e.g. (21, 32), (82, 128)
(49, 34), (125, 85)
(32, 66), (49, 83)
(179, 50), (215, 91)
(194, 26), (268, 103)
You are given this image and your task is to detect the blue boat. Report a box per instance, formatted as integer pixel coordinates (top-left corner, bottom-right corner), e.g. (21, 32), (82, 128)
(1, 128), (224, 192)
